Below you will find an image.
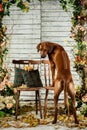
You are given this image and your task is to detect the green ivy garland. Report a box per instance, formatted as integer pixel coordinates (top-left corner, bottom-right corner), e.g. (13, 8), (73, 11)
(59, 0), (83, 25)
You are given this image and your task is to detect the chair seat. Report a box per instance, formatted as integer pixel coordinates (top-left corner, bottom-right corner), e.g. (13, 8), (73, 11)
(44, 86), (54, 90)
(16, 87), (43, 91)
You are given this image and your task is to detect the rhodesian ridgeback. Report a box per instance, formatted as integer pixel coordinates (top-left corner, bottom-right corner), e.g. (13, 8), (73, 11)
(37, 41), (78, 124)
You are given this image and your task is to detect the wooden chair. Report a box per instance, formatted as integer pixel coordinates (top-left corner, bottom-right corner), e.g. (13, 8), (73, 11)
(12, 59), (54, 120)
(12, 60), (43, 119)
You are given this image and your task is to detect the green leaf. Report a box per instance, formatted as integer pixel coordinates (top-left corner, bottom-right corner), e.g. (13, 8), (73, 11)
(22, 7), (29, 12)
(26, 0), (30, 2)
(0, 111), (6, 117)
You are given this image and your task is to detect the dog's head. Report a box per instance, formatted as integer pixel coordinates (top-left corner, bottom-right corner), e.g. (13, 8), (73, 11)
(37, 42), (53, 58)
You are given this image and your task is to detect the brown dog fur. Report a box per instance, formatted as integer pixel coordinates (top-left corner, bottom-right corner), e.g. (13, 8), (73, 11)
(37, 41), (78, 124)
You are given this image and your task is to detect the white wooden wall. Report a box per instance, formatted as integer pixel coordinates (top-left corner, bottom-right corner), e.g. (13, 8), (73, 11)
(3, 0), (80, 101)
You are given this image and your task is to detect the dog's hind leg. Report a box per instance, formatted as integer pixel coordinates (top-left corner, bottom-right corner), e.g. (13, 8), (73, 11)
(63, 81), (70, 117)
(68, 82), (79, 124)
(52, 80), (63, 124)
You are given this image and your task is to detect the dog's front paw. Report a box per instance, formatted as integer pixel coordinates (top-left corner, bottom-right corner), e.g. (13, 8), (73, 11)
(52, 120), (57, 124)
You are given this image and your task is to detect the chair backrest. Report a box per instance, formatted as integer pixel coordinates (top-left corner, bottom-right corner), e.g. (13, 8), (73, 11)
(12, 59), (52, 87)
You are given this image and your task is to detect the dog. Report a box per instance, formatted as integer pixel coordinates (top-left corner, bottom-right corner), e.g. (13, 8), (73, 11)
(37, 41), (78, 124)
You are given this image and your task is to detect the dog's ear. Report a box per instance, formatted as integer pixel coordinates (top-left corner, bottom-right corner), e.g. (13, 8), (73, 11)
(48, 45), (54, 54)
(37, 43), (41, 52)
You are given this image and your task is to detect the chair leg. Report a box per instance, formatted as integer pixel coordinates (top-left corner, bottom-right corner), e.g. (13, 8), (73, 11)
(44, 89), (49, 118)
(37, 90), (42, 118)
(35, 91), (38, 115)
(15, 90), (20, 120)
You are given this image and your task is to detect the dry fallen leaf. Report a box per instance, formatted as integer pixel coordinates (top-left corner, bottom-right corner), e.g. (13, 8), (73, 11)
(57, 115), (65, 121)
(10, 121), (25, 128)
(40, 119), (50, 125)
(2, 123), (11, 128)
(63, 117), (69, 123)
(66, 123), (76, 128)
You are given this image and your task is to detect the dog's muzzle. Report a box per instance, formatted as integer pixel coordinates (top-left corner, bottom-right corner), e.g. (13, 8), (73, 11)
(41, 55), (46, 58)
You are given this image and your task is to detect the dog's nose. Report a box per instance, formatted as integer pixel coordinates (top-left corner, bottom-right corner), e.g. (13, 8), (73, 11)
(41, 55), (46, 58)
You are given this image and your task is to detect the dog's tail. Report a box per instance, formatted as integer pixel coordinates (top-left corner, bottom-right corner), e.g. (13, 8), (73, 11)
(64, 80), (69, 116)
